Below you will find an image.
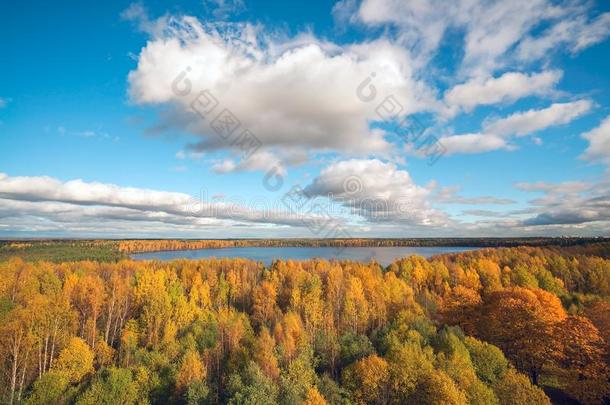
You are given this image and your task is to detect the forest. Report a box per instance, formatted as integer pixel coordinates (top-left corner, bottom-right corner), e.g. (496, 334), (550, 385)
(0, 243), (609, 404)
(2, 237), (609, 261)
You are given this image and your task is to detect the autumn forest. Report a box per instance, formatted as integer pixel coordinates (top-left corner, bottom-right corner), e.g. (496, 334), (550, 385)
(1, 241), (609, 404)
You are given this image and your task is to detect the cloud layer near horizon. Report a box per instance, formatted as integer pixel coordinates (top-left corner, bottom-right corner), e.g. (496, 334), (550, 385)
(2, 170), (609, 237)
(0, 172), (344, 235)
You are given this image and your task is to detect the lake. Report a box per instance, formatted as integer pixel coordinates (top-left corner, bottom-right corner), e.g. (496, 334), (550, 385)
(130, 246), (478, 266)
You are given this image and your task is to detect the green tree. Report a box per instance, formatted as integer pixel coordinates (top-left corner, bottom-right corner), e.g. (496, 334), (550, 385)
(339, 333), (374, 369)
(280, 348), (317, 405)
(387, 341), (434, 402)
(227, 362), (279, 405)
(186, 381), (209, 405)
(463, 337), (508, 384)
(24, 372), (72, 405)
(75, 367), (138, 405)
(433, 329), (498, 405)
(511, 266), (539, 289)
(535, 268), (566, 296)
(317, 374), (350, 405)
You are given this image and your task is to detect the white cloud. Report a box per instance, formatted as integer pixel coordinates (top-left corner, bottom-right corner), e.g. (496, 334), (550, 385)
(212, 151), (286, 175)
(211, 159), (237, 174)
(580, 115), (610, 165)
(352, 0), (610, 76)
(304, 159), (447, 226)
(0, 198), (232, 237)
(440, 100), (592, 155)
(517, 12), (610, 61)
(0, 97), (9, 108)
(1, 171), (607, 237)
(121, 3), (168, 36)
(204, 0), (246, 19)
(357, 0), (542, 72)
(438, 133), (509, 155)
(332, 0), (359, 27)
(483, 100), (592, 137)
(515, 181), (591, 194)
(461, 209), (510, 218)
(457, 0), (552, 75)
(0, 173), (332, 231)
(176, 150), (204, 160)
(434, 186), (516, 205)
(444, 70), (562, 114)
(127, 15), (438, 164)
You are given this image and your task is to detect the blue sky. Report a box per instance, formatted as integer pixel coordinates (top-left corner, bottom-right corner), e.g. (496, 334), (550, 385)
(1, 0), (609, 237)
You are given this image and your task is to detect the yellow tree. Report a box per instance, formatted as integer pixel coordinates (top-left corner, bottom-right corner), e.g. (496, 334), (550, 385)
(0, 258), (35, 304)
(132, 270), (171, 348)
(273, 312), (304, 363)
(101, 268), (131, 346)
(301, 275), (324, 335)
(558, 316), (606, 378)
(382, 272), (416, 319)
(188, 273), (212, 311)
(342, 277), (369, 334)
(71, 274), (106, 350)
(1, 306), (35, 405)
(252, 281), (278, 328)
(476, 259), (502, 293)
(387, 341), (435, 402)
(492, 368), (550, 405)
(253, 327), (280, 380)
(54, 337), (94, 383)
(119, 320), (139, 367)
(324, 265), (344, 330)
(176, 349), (207, 390)
(303, 387), (328, 405)
(342, 354), (389, 404)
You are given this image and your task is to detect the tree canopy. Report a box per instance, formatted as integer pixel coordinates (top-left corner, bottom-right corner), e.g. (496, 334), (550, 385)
(0, 242), (609, 404)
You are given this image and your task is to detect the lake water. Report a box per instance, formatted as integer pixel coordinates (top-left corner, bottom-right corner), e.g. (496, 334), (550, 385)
(130, 246), (478, 266)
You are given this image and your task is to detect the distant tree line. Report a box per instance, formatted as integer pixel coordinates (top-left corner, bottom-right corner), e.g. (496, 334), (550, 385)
(2, 238), (609, 260)
(116, 237), (610, 254)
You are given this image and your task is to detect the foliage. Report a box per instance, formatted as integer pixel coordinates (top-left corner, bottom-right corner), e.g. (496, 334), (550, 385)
(75, 367), (138, 405)
(2, 242), (610, 404)
(24, 372), (72, 405)
(492, 368), (550, 405)
(0, 240), (123, 262)
(55, 337), (95, 383)
(227, 362), (278, 405)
